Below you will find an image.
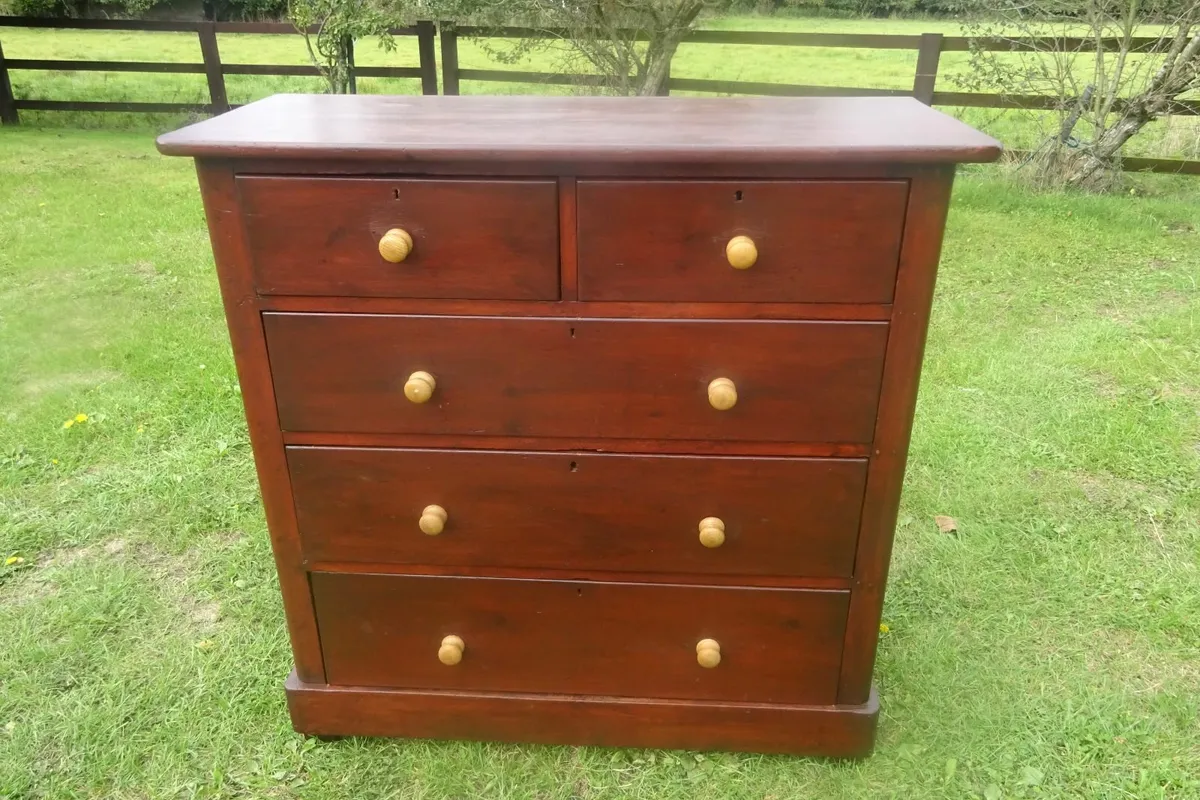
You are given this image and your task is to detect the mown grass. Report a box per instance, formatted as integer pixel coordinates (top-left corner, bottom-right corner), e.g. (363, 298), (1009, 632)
(1, 111), (1199, 798)
(0, 16), (1197, 158)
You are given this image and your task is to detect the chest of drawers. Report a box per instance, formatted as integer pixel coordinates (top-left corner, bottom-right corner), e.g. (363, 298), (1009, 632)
(158, 94), (1000, 756)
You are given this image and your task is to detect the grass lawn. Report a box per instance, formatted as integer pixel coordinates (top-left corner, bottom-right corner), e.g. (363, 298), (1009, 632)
(0, 15), (1197, 159)
(1, 120), (1199, 797)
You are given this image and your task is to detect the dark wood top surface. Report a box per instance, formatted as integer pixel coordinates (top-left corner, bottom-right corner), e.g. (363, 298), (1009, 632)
(156, 94), (1002, 164)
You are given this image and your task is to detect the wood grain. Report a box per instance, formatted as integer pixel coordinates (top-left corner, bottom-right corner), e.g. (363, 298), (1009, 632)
(558, 176), (578, 300)
(280, 431), (871, 458)
(264, 314), (889, 443)
(194, 160), (326, 683)
(304, 562), (854, 589)
(577, 180), (907, 303)
(236, 176), (559, 299)
(286, 672), (879, 756)
(155, 95), (1003, 164)
(257, 296), (893, 321)
(838, 166), (956, 705)
(311, 572), (849, 704)
(287, 447), (867, 577)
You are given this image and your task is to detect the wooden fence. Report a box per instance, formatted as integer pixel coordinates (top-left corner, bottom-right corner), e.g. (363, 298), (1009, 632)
(0, 16), (1197, 174)
(0, 16), (438, 123)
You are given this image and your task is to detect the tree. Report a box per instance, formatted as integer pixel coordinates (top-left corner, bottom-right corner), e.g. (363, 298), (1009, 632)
(959, 0), (1200, 189)
(286, 0), (706, 98)
(288, 0), (398, 93)
(442, 0), (707, 96)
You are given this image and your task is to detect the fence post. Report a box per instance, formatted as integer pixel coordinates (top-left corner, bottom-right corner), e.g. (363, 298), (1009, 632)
(197, 23), (229, 114)
(416, 21), (438, 95)
(911, 32), (942, 106)
(0, 40), (18, 125)
(439, 22), (459, 96)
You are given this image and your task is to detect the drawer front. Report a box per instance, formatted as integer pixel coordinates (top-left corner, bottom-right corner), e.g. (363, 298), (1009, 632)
(237, 177), (560, 299)
(289, 447), (867, 577)
(313, 572), (848, 704)
(265, 314), (888, 443)
(577, 180), (908, 303)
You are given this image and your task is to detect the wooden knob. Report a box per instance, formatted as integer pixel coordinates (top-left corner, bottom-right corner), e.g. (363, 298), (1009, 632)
(698, 517), (726, 548)
(404, 370), (436, 404)
(419, 504), (447, 536)
(726, 235), (757, 270)
(696, 638), (721, 669)
(378, 228), (414, 263)
(438, 635), (464, 665)
(707, 377), (737, 411)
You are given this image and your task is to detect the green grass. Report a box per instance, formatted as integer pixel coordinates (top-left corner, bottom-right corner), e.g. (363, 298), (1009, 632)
(1, 122), (1200, 798)
(0, 16), (1197, 158)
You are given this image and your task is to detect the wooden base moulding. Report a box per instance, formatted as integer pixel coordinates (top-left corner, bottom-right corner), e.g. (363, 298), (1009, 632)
(285, 672), (880, 757)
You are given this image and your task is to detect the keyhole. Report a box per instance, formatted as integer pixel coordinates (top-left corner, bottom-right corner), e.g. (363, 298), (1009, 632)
(569, 461), (578, 472)
(393, 189), (400, 199)
(734, 190), (743, 202)
(569, 327), (576, 338)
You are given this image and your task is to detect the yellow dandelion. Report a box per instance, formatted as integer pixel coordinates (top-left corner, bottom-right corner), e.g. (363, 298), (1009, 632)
(62, 419), (75, 429)
(4, 556), (24, 566)
(51, 459), (59, 465)
(879, 623), (891, 634)
(75, 413), (88, 423)
(137, 425), (145, 434)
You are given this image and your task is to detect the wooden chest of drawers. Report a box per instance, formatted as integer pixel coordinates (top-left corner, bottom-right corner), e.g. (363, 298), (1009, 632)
(158, 94), (1000, 756)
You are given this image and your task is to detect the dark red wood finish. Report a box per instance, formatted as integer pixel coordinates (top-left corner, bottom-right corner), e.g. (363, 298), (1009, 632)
(164, 95), (999, 756)
(286, 673), (880, 756)
(281, 431), (871, 458)
(311, 572), (849, 704)
(306, 562), (854, 590)
(258, 296), (893, 321)
(577, 180), (907, 303)
(156, 95), (1003, 164)
(237, 176), (560, 299)
(838, 168), (956, 705)
(288, 447), (867, 577)
(194, 162), (326, 683)
(264, 314), (889, 443)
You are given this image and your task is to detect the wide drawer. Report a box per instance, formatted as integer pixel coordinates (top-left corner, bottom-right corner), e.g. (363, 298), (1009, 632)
(577, 180), (908, 303)
(236, 177), (560, 299)
(289, 447), (867, 577)
(312, 572), (848, 704)
(264, 314), (888, 443)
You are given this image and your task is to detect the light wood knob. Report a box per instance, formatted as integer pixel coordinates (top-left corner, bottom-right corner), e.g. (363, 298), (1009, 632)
(726, 235), (757, 270)
(696, 638), (722, 669)
(419, 504), (447, 536)
(438, 635), (464, 665)
(698, 517), (726, 548)
(404, 370), (436, 404)
(378, 228), (414, 263)
(707, 377), (737, 411)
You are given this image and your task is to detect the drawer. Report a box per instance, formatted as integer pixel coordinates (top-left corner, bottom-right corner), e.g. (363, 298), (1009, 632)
(236, 177), (559, 299)
(312, 572), (848, 704)
(289, 448), (867, 577)
(577, 180), (908, 303)
(265, 314), (888, 443)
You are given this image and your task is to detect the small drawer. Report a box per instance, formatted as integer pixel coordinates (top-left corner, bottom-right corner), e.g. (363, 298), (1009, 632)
(236, 177), (559, 299)
(577, 180), (908, 303)
(289, 447), (867, 577)
(264, 314), (888, 444)
(312, 572), (848, 704)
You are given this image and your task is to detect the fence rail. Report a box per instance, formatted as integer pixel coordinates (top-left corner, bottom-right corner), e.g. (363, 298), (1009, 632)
(0, 16), (437, 121)
(0, 16), (1196, 173)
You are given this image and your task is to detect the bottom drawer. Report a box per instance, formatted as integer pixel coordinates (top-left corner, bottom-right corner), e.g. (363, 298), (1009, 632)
(312, 572), (848, 705)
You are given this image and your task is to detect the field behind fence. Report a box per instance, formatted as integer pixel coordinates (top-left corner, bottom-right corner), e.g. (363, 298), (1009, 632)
(0, 15), (1197, 173)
